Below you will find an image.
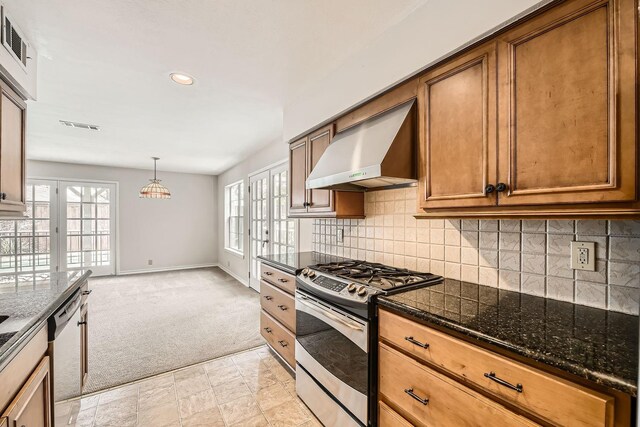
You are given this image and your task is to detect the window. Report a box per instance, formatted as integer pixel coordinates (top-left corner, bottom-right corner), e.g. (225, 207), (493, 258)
(225, 180), (244, 255)
(0, 182), (55, 292)
(271, 169), (295, 256)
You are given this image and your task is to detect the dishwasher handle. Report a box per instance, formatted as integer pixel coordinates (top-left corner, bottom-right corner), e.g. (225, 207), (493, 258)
(48, 289), (82, 341)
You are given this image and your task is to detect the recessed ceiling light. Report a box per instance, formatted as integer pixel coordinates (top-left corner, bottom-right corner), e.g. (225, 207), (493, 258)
(170, 73), (194, 85)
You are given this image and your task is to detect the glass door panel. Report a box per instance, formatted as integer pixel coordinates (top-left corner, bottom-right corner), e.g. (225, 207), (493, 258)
(249, 171), (269, 291)
(60, 182), (116, 276)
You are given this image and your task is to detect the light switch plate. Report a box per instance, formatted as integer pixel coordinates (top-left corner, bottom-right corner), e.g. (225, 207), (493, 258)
(571, 241), (596, 271)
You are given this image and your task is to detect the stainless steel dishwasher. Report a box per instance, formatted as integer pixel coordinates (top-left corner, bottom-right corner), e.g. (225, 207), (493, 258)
(48, 277), (92, 427)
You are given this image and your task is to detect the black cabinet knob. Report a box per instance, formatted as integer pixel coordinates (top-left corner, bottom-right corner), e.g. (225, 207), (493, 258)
(485, 184), (496, 194)
(0, 192), (6, 200)
(496, 182), (508, 192)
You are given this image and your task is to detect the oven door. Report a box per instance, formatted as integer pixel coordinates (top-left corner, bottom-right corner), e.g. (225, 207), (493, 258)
(295, 290), (368, 425)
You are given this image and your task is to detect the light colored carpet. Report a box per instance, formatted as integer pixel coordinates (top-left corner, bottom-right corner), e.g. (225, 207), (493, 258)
(83, 267), (263, 394)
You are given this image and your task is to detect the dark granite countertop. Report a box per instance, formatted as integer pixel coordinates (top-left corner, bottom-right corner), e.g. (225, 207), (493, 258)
(0, 270), (91, 370)
(378, 279), (639, 396)
(258, 251), (351, 275)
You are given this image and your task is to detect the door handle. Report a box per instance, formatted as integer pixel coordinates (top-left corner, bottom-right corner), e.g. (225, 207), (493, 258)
(261, 239), (269, 248)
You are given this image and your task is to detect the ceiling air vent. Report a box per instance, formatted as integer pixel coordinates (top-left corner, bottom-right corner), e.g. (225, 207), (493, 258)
(60, 120), (101, 131)
(1, 7), (29, 69)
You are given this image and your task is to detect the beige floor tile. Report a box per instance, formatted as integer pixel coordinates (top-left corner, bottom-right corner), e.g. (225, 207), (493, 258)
(297, 417), (324, 427)
(212, 376), (251, 404)
(138, 374), (174, 393)
(263, 399), (310, 427)
(255, 382), (294, 412)
(138, 383), (177, 412)
(254, 345), (273, 359)
(137, 401), (180, 427)
(180, 407), (225, 427)
(78, 395), (101, 410)
(232, 349), (262, 364)
(178, 389), (217, 419)
(175, 374), (211, 399)
(173, 364), (206, 382)
(203, 356), (236, 372)
(207, 364), (242, 387)
(230, 413), (270, 426)
(97, 383), (139, 405)
(94, 395), (138, 427)
(243, 369), (279, 393)
(219, 395), (262, 425)
(71, 406), (96, 427)
(281, 379), (297, 397)
(270, 362), (295, 383)
(234, 357), (266, 376)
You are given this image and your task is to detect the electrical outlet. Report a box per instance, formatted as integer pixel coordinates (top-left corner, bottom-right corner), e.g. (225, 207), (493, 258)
(337, 228), (344, 243)
(148, 259), (153, 266)
(571, 241), (596, 271)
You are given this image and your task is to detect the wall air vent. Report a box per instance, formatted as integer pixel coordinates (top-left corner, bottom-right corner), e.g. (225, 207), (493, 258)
(1, 6), (29, 70)
(59, 120), (101, 131)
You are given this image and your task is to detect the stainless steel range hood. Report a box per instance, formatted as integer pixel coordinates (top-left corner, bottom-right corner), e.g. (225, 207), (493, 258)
(306, 100), (416, 191)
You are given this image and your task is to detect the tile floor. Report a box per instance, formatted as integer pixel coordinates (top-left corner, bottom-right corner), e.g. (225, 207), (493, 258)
(56, 345), (322, 427)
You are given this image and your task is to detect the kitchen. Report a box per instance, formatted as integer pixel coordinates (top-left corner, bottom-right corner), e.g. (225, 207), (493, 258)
(0, 0), (639, 426)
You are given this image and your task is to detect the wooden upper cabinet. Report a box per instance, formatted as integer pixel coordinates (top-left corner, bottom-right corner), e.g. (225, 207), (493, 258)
(418, 42), (497, 209)
(496, 0), (637, 206)
(0, 80), (26, 213)
(289, 137), (308, 215)
(307, 126), (334, 213)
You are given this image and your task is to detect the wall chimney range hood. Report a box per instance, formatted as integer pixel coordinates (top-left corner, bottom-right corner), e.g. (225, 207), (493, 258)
(306, 100), (416, 191)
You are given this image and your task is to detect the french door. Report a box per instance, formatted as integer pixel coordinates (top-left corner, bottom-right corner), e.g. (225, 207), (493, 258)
(249, 163), (296, 291)
(59, 182), (116, 276)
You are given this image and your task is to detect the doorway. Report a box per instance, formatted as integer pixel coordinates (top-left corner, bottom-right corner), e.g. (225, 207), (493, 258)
(248, 162), (296, 291)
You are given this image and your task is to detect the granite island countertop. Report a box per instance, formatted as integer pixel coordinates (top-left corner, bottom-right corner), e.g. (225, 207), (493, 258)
(378, 279), (639, 396)
(258, 251), (351, 275)
(0, 270), (91, 369)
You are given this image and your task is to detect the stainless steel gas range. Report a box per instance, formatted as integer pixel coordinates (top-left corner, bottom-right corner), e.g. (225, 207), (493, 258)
(294, 260), (442, 427)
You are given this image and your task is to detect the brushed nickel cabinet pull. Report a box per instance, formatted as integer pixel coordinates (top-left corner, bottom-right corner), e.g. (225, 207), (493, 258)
(484, 372), (523, 393)
(277, 304), (288, 311)
(263, 327), (272, 334)
(278, 278), (288, 283)
(264, 272), (273, 276)
(263, 295), (273, 301)
(278, 340), (288, 347)
(404, 388), (429, 405)
(405, 336), (429, 349)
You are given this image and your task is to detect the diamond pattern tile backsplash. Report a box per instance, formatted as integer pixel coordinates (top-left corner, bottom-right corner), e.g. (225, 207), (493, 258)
(312, 187), (640, 314)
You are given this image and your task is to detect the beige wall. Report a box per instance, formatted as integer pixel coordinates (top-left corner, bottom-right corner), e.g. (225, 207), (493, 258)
(28, 160), (217, 274)
(313, 187), (640, 315)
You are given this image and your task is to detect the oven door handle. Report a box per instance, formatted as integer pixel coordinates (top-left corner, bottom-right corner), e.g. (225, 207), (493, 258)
(296, 297), (364, 332)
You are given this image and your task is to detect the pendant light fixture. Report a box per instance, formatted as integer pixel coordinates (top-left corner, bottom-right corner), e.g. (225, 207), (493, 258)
(139, 157), (171, 199)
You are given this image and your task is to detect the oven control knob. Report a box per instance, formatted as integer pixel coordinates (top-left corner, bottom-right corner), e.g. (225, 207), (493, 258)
(347, 283), (357, 293)
(302, 268), (309, 276)
(308, 270), (316, 278)
(357, 286), (367, 297)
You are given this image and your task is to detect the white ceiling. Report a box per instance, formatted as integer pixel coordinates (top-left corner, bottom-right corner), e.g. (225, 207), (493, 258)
(5, 0), (427, 174)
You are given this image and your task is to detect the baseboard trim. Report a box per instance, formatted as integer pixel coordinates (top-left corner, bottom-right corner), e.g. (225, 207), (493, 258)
(118, 263), (219, 276)
(217, 264), (249, 287)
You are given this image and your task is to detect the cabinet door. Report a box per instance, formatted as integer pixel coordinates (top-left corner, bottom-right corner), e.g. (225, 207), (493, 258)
(0, 81), (26, 212)
(497, 0), (637, 206)
(418, 43), (498, 209)
(2, 356), (51, 427)
(307, 125), (334, 213)
(289, 137), (308, 215)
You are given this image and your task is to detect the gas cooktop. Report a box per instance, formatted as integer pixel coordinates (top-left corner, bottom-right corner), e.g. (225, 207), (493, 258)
(310, 260), (441, 290)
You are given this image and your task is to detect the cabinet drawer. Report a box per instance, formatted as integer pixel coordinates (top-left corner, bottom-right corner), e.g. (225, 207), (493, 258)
(260, 310), (295, 368)
(261, 263), (295, 294)
(379, 309), (614, 426)
(379, 400), (413, 427)
(379, 343), (537, 427)
(260, 280), (295, 333)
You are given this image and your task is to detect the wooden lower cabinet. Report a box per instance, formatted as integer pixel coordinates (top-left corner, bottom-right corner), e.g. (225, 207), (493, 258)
(1, 356), (51, 427)
(379, 400), (413, 427)
(259, 262), (296, 368)
(379, 343), (538, 427)
(378, 308), (630, 427)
